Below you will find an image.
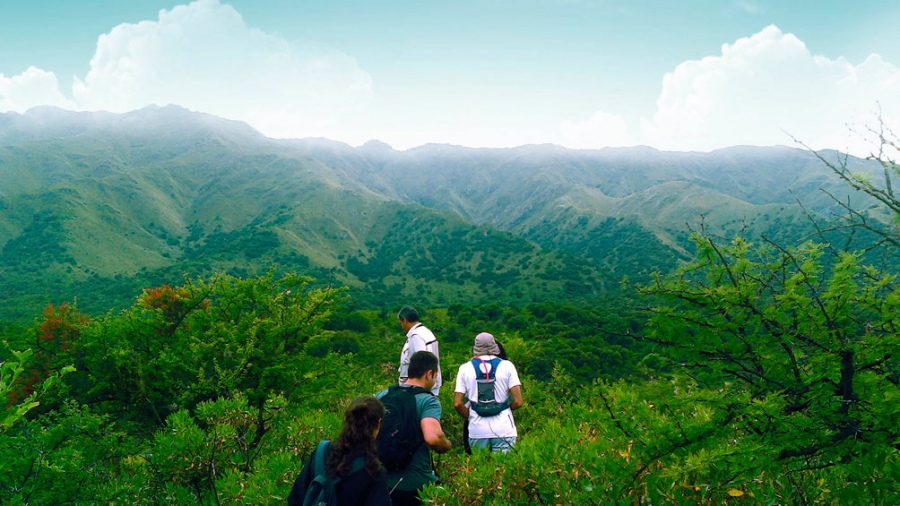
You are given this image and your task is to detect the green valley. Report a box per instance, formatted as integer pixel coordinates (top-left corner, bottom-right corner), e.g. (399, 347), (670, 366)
(0, 106), (881, 321)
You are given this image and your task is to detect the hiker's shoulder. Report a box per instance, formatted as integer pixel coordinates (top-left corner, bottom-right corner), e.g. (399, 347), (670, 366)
(416, 392), (442, 416)
(456, 359), (479, 373)
(496, 358), (519, 373)
(412, 386), (437, 401)
(411, 324), (436, 339)
(387, 384), (433, 400)
(496, 357), (516, 367)
(407, 332), (428, 347)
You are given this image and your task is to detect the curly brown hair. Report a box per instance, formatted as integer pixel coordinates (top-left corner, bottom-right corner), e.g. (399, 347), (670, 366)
(326, 395), (385, 479)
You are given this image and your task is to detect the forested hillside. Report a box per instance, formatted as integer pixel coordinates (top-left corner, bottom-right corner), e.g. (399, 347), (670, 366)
(0, 107), (605, 320)
(0, 106), (880, 321)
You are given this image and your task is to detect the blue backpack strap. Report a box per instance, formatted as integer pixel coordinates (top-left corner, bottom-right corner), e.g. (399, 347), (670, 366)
(313, 440), (331, 477)
(488, 357), (501, 377)
(347, 455), (367, 477)
(316, 440), (367, 480)
(471, 358), (484, 379)
(471, 357), (502, 379)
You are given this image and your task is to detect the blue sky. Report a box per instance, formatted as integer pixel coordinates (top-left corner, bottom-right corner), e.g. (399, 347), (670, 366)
(1, 0), (898, 154)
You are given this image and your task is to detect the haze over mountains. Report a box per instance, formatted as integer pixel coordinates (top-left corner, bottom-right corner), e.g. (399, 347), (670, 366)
(0, 106), (878, 320)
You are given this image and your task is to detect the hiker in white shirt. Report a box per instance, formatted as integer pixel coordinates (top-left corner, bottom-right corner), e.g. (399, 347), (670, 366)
(397, 306), (442, 395)
(453, 332), (524, 453)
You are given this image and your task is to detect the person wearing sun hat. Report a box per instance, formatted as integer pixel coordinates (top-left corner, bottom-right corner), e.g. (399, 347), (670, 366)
(453, 332), (524, 453)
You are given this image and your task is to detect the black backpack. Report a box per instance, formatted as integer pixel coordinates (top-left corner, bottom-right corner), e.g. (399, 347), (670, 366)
(375, 385), (431, 471)
(470, 358), (509, 417)
(300, 440), (366, 506)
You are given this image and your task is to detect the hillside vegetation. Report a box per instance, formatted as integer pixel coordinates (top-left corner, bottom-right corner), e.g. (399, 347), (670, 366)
(0, 106), (881, 320)
(3, 224), (899, 503)
(2, 108), (899, 504)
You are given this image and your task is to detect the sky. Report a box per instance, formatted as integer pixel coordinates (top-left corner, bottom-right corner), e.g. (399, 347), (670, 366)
(1, 0), (899, 155)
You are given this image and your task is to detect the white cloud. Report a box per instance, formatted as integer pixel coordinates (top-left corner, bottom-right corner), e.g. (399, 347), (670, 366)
(3, 11), (899, 155)
(0, 66), (76, 112)
(639, 25), (900, 155)
(74, 0), (372, 140)
(559, 110), (635, 149)
(0, 0), (373, 142)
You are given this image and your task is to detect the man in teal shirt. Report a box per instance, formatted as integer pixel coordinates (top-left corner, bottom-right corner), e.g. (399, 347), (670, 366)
(376, 351), (452, 505)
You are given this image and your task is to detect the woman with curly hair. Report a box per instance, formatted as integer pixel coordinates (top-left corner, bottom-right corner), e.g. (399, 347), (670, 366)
(288, 395), (391, 505)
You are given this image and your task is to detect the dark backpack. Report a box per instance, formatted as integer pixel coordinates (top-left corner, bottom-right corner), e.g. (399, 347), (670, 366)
(301, 440), (366, 506)
(375, 385), (431, 471)
(470, 358), (509, 417)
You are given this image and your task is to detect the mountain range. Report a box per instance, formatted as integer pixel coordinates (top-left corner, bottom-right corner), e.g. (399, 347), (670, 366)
(0, 105), (879, 321)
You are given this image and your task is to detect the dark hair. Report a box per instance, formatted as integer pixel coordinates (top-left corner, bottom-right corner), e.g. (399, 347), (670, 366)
(397, 305), (420, 323)
(496, 340), (508, 360)
(326, 395), (385, 479)
(408, 350), (438, 379)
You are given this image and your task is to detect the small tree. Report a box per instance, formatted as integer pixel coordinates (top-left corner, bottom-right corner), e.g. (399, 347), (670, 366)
(797, 109), (900, 252)
(639, 235), (900, 464)
(73, 269), (346, 430)
(1, 349), (72, 432)
(631, 118), (900, 499)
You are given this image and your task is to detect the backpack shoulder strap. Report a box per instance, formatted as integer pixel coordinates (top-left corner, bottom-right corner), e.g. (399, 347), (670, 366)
(346, 455), (367, 478)
(392, 384), (432, 398)
(472, 357), (502, 379)
(406, 385), (433, 397)
(313, 440), (331, 477)
(386, 384), (430, 398)
(398, 389), (428, 462)
(410, 325), (437, 347)
(317, 441), (367, 481)
(471, 358), (485, 379)
(488, 358), (502, 377)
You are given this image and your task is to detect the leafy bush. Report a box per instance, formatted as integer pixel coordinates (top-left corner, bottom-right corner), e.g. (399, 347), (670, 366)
(305, 331), (361, 357)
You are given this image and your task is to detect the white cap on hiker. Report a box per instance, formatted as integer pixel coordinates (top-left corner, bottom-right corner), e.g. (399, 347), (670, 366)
(473, 332), (500, 356)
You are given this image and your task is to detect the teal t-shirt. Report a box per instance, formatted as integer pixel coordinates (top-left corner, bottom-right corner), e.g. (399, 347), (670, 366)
(375, 386), (442, 491)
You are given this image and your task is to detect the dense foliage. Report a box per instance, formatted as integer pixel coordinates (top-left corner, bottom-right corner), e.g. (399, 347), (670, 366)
(3, 242), (898, 504)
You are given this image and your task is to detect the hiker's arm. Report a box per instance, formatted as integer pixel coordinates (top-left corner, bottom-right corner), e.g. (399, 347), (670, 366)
(285, 449), (315, 505)
(421, 417), (452, 453)
(453, 392), (469, 419)
(508, 385), (524, 411)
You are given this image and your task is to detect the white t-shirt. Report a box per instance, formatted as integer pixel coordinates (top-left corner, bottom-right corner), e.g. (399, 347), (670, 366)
(398, 323), (442, 395)
(454, 356), (521, 439)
